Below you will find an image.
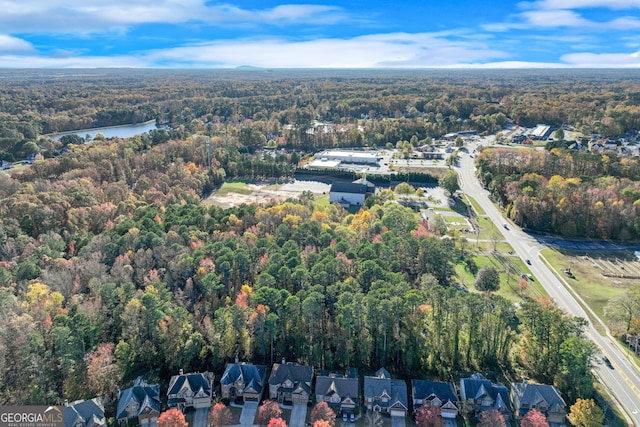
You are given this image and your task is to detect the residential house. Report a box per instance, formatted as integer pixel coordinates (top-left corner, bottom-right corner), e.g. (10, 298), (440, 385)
(510, 380), (567, 426)
(220, 361), (267, 403)
(411, 380), (458, 420)
(459, 373), (512, 422)
(64, 398), (106, 427)
(117, 377), (161, 426)
(315, 371), (360, 415)
(268, 360), (314, 405)
(363, 368), (409, 417)
(167, 371), (215, 410)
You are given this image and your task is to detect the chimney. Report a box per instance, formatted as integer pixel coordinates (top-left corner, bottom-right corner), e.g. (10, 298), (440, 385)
(282, 357), (286, 365)
(235, 354), (239, 364)
(179, 369), (184, 375)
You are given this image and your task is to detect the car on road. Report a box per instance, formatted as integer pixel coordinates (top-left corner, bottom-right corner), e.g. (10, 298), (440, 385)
(342, 413), (348, 422)
(503, 223), (509, 230)
(603, 355), (614, 369)
(525, 259), (531, 265)
(349, 413), (355, 423)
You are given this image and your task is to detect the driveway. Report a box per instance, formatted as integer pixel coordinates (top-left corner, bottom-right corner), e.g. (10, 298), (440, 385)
(192, 408), (209, 427)
(391, 416), (406, 427)
(239, 401), (258, 426)
(289, 403), (307, 427)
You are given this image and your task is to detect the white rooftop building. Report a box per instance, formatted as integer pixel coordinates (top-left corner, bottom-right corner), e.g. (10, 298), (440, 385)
(315, 150), (380, 165)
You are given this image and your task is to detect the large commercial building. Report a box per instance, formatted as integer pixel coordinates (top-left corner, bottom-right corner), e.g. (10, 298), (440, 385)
(314, 150), (380, 165)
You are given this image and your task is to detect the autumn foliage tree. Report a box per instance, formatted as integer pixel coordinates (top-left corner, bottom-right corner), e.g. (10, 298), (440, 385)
(415, 404), (444, 427)
(310, 401), (336, 426)
(520, 409), (549, 427)
(158, 409), (188, 427)
(568, 398), (604, 427)
(312, 421), (332, 427)
(255, 400), (283, 426)
(266, 418), (287, 427)
(85, 342), (122, 405)
(477, 409), (506, 427)
(209, 403), (233, 427)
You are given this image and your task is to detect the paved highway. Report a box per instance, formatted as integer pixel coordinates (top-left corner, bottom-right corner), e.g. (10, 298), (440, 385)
(455, 139), (640, 426)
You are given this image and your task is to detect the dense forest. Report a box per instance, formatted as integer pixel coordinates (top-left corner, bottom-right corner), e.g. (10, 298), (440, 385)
(1, 69), (633, 419)
(477, 148), (640, 239)
(0, 129), (595, 413)
(2, 69), (640, 162)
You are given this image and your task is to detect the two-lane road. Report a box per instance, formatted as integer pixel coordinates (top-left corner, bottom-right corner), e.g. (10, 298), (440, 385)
(456, 141), (640, 425)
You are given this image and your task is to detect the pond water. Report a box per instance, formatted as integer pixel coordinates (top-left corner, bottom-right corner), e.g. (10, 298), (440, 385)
(50, 121), (161, 141)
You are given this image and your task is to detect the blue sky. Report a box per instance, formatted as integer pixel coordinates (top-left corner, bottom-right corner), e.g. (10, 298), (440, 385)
(1, 0), (640, 68)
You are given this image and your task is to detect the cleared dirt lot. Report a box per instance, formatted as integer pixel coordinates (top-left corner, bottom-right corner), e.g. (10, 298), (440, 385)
(202, 180), (331, 208)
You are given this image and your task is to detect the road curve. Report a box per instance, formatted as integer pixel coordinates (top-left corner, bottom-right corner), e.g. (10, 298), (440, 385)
(456, 139), (640, 426)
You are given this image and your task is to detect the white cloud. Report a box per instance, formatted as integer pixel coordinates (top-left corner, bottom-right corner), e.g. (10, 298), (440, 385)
(0, 35), (34, 53)
(0, 32), (509, 68)
(520, 9), (589, 27)
(561, 51), (640, 66)
(0, 1), (347, 34)
(528, 0), (640, 9)
(140, 33), (508, 68)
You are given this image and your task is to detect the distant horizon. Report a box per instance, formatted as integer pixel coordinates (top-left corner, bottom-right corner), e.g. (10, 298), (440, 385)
(1, 1), (640, 69)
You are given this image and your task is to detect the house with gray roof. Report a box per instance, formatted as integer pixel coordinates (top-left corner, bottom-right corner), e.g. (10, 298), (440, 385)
(363, 368), (409, 417)
(459, 373), (512, 422)
(510, 380), (567, 426)
(411, 380), (458, 420)
(64, 398), (105, 427)
(315, 371), (360, 415)
(220, 361), (267, 403)
(117, 377), (160, 426)
(268, 360), (314, 405)
(167, 371), (214, 410)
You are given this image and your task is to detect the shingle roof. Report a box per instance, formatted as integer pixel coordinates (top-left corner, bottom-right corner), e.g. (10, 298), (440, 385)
(64, 398), (105, 427)
(511, 382), (566, 413)
(117, 377), (160, 420)
(460, 375), (512, 415)
(221, 363), (267, 395)
(167, 372), (214, 405)
(412, 380), (457, 405)
(269, 363), (313, 385)
(315, 375), (359, 399)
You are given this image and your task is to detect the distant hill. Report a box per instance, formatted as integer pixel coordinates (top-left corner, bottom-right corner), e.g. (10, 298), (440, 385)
(235, 65), (265, 70)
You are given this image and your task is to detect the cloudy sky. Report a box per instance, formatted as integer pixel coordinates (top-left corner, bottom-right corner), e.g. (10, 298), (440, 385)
(1, 0), (640, 68)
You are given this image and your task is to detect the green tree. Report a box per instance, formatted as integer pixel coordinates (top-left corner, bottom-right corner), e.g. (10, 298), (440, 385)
(474, 266), (500, 292)
(438, 170), (459, 195)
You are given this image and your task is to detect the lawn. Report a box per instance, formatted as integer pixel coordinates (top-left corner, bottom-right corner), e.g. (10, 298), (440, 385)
(215, 181), (254, 196)
(540, 248), (631, 319)
(464, 195), (486, 216)
(454, 254), (545, 303)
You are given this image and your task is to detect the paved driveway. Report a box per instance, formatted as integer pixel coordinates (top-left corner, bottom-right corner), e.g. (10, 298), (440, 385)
(391, 416), (406, 427)
(239, 401), (258, 426)
(289, 403), (307, 427)
(192, 408), (209, 427)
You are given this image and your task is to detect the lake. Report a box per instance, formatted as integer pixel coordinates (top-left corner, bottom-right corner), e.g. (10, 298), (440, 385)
(50, 121), (161, 141)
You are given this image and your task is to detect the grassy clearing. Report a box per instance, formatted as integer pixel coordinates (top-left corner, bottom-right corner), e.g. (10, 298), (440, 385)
(215, 181), (254, 196)
(476, 217), (502, 241)
(313, 194), (330, 207)
(464, 195), (486, 215)
(541, 248), (630, 319)
(454, 254), (544, 303)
